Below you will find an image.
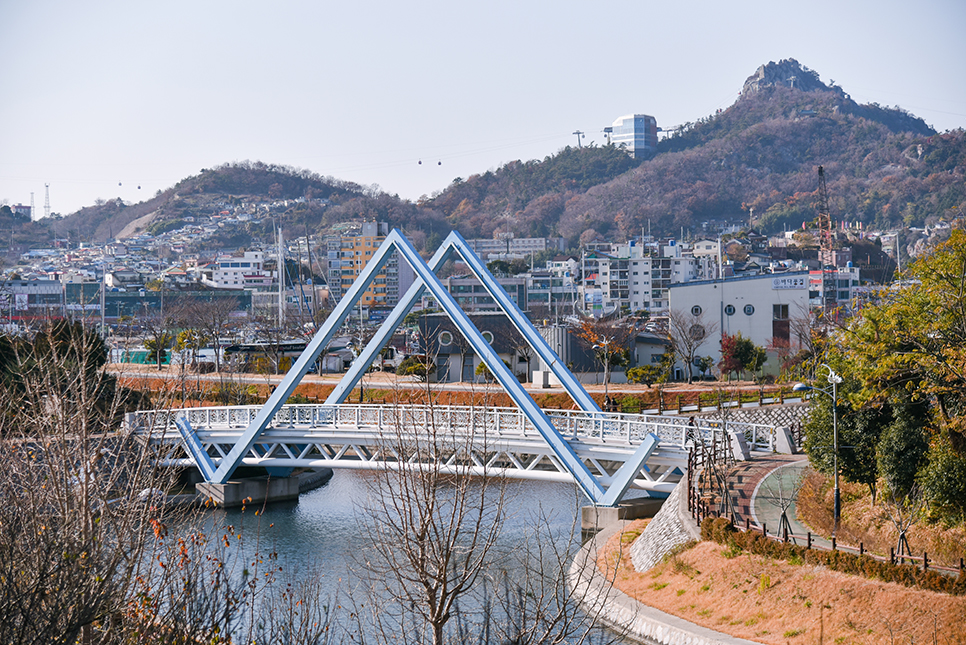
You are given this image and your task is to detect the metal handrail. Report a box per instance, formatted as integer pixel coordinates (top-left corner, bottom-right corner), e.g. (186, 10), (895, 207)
(127, 404), (777, 451)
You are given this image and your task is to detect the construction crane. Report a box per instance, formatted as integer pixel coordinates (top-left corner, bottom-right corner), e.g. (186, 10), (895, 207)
(816, 166), (836, 315)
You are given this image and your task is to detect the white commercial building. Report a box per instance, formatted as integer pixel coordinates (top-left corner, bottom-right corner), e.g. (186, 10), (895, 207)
(667, 272), (810, 377)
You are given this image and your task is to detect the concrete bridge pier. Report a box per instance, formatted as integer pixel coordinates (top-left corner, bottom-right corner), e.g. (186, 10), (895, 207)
(581, 497), (666, 533)
(195, 468), (334, 508)
(197, 476), (301, 508)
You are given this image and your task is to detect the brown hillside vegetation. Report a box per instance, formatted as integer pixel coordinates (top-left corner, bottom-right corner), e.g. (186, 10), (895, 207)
(599, 522), (966, 644)
(798, 469), (966, 568)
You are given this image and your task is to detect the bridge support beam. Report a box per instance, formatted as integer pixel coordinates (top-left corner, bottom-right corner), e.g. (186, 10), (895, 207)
(197, 476), (300, 508)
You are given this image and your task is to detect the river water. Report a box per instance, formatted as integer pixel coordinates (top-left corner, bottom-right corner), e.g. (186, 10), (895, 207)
(206, 469), (629, 643)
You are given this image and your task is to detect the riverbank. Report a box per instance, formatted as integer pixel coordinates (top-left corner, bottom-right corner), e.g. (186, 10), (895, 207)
(109, 362), (790, 412)
(594, 521), (965, 644)
(797, 468), (966, 568)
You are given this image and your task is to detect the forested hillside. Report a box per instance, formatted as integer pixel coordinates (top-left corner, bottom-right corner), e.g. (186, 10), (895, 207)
(430, 60), (964, 245)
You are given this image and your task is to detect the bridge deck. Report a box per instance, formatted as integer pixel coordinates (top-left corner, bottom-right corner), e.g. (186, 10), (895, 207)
(128, 404), (779, 496)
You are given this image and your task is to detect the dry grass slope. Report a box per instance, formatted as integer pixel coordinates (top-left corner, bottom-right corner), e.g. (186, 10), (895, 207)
(600, 520), (966, 645)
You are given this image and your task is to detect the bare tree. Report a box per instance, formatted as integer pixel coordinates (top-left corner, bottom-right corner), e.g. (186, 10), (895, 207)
(352, 375), (621, 645)
(767, 464), (806, 542)
(0, 320), (340, 644)
(668, 308), (718, 383)
(354, 404), (507, 645)
(881, 484), (926, 563)
(0, 321), (174, 644)
(496, 322), (533, 383)
(449, 328), (475, 383)
(185, 296), (240, 374)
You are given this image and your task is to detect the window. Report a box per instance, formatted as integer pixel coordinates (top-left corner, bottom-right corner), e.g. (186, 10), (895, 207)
(691, 305), (702, 316)
(773, 304), (789, 320)
(744, 304), (755, 315)
(651, 354), (663, 364)
(725, 304), (735, 316)
(481, 330), (494, 344)
(439, 331), (453, 346)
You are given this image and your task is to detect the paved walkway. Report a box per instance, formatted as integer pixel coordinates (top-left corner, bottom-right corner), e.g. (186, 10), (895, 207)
(726, 452), (831, 548)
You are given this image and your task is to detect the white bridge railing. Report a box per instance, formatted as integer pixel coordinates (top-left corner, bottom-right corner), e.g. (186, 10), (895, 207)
(126, 404), (782, 495)
(128, 404), (780, 452)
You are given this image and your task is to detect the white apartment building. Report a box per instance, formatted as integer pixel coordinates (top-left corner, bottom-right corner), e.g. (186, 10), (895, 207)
(465, 236), (567, 260)
(585, 240), (715, 315)
(690, 239), (722, 259)
(201, 251), (273, 290)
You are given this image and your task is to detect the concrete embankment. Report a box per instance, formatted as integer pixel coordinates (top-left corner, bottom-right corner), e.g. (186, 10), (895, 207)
(570, 481), (760, 645)
(628, 480), (701, 572)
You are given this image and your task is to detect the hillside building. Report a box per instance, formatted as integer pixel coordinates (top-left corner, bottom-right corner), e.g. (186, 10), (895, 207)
(580, 240), (715, 316)
(325, 222), (416, 313)
(809, 264), (861, 312)
(200, 251), (272, 290)
(465, 236), (566, 260)
(607, 114), (658, 158)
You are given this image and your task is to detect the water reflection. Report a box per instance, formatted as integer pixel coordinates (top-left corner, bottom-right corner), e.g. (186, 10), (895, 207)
(197, 470), (619, 642)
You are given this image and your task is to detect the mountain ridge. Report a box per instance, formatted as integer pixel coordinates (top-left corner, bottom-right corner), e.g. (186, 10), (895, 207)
(34, 59), (965, 254)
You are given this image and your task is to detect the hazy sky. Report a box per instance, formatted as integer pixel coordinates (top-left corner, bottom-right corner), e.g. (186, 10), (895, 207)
(2, 0), (964, 217)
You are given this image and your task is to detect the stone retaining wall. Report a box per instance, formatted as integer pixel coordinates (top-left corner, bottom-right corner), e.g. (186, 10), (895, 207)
(695, 402), (810, 429)
(630, 480), (701, 573)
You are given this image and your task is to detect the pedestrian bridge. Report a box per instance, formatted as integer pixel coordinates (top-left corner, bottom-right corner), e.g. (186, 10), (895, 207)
(127, 404), (780, 498)
(129, 227), (790, 506)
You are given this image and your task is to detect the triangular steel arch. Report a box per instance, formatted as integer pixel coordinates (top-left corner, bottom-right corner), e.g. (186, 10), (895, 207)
(185, 229), (652, 505)
(324, 230), (599, 412)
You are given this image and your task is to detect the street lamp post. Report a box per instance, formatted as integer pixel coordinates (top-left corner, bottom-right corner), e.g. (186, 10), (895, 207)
(793, 363), (844, 531)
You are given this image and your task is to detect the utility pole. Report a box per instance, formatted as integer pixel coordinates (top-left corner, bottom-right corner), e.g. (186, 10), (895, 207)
(572, 130), (584, 148)
(816, 166), (835, 316)
(277, 226), (285, 329)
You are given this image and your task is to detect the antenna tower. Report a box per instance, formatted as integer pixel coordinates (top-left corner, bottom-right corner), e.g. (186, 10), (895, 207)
(30, 192), (35, 221)
(816, 166), (836, 314)
(44, 184), (51, 219)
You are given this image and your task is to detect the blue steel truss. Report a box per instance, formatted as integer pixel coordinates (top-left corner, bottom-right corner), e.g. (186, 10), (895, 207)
(180, 229), (654, 505)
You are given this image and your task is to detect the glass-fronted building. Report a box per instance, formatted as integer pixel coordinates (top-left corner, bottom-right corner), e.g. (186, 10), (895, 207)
(609, 114), (658, 158)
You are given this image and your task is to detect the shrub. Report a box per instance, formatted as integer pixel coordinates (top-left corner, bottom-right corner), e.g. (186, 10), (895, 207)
(699, 517), (966, 595)
(398, 355), (435, 382)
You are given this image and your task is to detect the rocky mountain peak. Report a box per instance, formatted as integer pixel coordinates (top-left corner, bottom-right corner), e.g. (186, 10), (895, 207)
(741, 58), (836, 95)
